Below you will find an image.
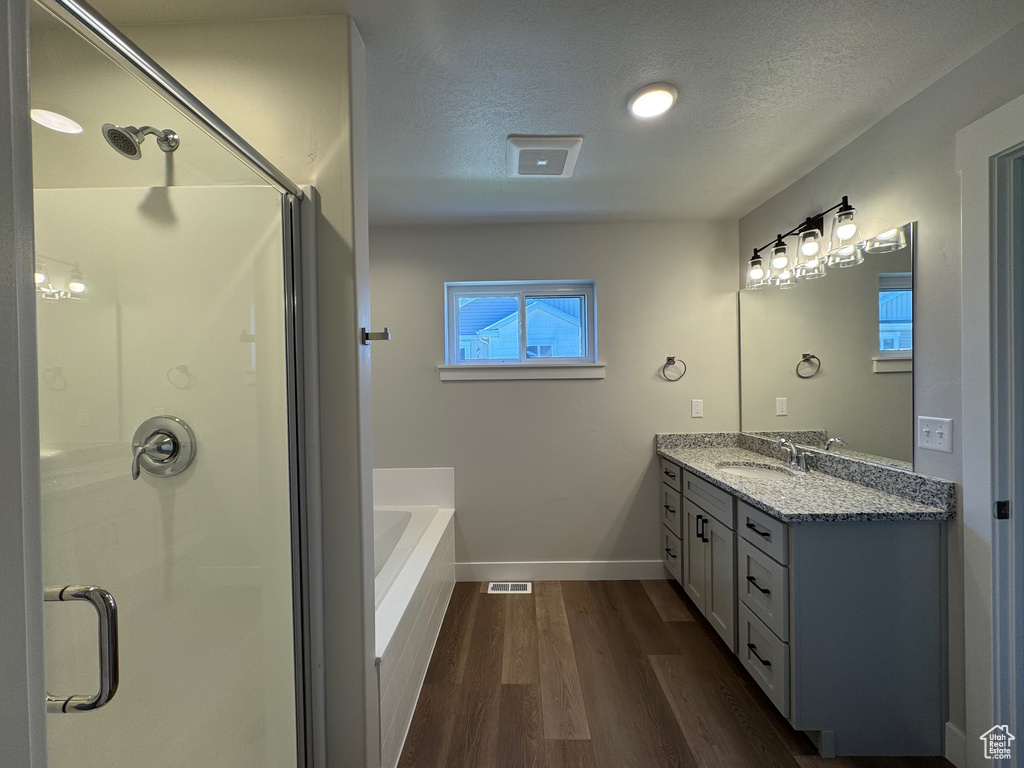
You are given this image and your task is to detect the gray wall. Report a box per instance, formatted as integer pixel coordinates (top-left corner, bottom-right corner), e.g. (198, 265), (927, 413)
(737, 20), (1024, 741)
(370, 220), (738, 570)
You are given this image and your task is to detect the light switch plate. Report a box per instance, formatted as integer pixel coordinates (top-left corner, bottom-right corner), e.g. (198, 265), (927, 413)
(691, 399), (703, 418)
(917, 416), (953, 453)
(775, 397), (788, 417)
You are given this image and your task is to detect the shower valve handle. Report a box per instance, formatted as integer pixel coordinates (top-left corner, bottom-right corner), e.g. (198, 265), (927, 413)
(131, 432), (177, 480)
(130, 416), (196, 480)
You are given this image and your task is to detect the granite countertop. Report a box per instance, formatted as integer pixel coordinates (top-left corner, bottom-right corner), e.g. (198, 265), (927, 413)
(657, 444), (953, 523)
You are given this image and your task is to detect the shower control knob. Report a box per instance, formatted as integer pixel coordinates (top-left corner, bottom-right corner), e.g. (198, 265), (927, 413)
(131, 416), (196, 480)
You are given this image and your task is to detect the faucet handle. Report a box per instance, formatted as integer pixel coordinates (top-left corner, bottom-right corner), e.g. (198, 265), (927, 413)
(130, 431), (177, 480)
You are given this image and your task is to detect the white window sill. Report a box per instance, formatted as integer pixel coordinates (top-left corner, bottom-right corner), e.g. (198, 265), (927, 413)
(872, 356), (913, 373)
(439, 363), (606, 381)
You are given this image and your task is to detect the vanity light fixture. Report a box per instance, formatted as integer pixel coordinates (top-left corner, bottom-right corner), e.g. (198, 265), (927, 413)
(627, 82), (678, 118)
(34, 256), (88, 301)
(744, 195), (894, 290)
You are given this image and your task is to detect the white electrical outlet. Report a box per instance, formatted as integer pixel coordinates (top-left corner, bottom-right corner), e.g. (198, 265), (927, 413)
(775, 397), (788, 417)
(918, 416), (953, 453)
(691, 399), (704, 418)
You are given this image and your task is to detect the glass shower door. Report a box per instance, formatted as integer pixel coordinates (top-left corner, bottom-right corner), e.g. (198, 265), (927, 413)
(31, 3), (300, 766)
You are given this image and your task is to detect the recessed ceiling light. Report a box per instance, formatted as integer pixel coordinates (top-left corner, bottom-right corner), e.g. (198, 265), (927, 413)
(627, 83), (677, 119)
(30, 109), (83, 134)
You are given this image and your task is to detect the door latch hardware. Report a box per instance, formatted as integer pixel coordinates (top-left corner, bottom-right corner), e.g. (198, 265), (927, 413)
(361, 327), (391, 345)
(995, 500), (1011, 520)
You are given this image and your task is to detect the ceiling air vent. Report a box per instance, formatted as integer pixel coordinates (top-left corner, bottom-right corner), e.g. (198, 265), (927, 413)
(507, 136), (583, 179)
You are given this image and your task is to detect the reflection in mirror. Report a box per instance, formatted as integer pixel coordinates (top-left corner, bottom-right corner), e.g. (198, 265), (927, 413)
(739, 222), (915, 468)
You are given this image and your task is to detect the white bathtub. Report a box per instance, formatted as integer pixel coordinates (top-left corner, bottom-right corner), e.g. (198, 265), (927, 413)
(372, 469), (456, 768)
(374, 505), (438, 609)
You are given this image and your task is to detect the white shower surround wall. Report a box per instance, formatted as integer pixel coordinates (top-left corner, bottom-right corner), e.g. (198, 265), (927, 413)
(373, 468), (455, 768)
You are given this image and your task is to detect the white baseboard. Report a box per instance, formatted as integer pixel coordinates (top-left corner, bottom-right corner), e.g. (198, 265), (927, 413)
(945, 721), (966, 767)
(456, 559), (666, 582)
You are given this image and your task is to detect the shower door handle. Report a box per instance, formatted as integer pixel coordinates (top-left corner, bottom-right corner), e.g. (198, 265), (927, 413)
(44, 585), (119, 713)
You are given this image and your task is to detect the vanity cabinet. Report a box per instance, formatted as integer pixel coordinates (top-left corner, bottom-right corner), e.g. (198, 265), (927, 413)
(664, 463), (737, 653)
(658, 454), (945, 757)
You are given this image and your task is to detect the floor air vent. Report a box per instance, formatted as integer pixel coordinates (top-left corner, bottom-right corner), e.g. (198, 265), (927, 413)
(487, 582), (533, 594)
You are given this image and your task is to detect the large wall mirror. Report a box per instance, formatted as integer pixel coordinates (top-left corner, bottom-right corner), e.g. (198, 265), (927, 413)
(739, 222), (915, 468)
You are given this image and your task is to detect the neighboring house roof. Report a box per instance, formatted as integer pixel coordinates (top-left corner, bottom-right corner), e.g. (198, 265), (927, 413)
(456, 297), (519, 335)
(879, 290), (912, 323)
(472, 300), (582, 337)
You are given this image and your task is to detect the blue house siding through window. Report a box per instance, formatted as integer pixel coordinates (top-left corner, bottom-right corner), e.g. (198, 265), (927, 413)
(879, 289), (912, 351)
(457, 296), (584, 360)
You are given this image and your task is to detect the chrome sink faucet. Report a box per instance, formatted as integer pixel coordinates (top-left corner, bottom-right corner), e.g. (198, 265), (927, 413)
(777, 438), (808, 472)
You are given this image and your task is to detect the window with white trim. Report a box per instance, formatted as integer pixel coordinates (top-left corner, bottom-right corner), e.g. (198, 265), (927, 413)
(877, 272), (913, 358)
(444, 281), (597, 366)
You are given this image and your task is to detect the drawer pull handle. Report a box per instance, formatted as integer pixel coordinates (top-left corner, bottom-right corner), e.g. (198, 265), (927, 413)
(747, 643), (772, 667)
(663, 469), (677, 479)
(746, 576), (771, 595)
(663, 505), (676, 515)
(664, 548), (677, 560)
(745, 521), (771, 538)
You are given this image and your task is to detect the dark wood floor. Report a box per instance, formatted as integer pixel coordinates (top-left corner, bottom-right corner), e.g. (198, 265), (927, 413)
(398, 580), (953, 768)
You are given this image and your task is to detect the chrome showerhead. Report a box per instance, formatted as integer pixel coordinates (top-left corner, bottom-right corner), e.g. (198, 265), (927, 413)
(101, 123), (179, 160)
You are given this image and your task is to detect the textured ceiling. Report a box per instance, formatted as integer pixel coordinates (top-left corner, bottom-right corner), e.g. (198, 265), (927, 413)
(90, 0), (1024, 223)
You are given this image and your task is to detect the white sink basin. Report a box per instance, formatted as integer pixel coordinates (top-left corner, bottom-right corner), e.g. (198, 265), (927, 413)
(717, 463), (795, 480)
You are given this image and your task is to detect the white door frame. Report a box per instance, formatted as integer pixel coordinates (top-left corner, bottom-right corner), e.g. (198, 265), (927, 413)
(958, 92), (1024, 768)
(0, 0), (47, 766)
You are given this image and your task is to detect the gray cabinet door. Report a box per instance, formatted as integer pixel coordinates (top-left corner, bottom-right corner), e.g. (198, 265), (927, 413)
(705, 515), (737, 652)
(683, 504), (707, 612)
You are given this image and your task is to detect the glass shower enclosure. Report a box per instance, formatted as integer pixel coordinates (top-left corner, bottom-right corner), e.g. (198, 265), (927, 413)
(29, 0), (310, 765)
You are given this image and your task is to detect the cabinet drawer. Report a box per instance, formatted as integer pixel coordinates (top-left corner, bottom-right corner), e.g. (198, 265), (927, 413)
(662, 526), (682, 583)
(739, 603), (790, 718)
(661, 483), (683, 538)
(738, 501), (788, 565)
(738, 538), (789, 641)
(683, 470), (735, 529)
(660, 458), (682, 492)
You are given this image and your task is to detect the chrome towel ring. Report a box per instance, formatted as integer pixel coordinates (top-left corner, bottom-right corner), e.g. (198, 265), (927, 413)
(796, 353), (821, 379)
(661, 356), (687, 382)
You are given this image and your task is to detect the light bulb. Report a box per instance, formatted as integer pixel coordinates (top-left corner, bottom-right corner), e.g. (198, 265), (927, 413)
(770, 238), (789, 270)
(627, 83), (678, 118)
(749, 266), (764, 280)
(67, 265), (86, 294)
(829, 202), (861, 257)
(801, 240), (819, 256)
(34, 270), (46, 284)
(836, 221), (858, 240)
